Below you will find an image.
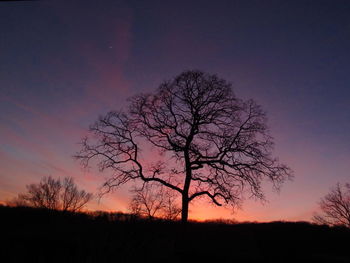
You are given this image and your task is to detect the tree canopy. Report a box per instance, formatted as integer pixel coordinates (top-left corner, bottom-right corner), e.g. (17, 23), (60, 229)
(76, 70), (292, 222)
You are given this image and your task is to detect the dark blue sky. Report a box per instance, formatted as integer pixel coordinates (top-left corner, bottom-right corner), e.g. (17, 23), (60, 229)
(1, 0), (349, 221)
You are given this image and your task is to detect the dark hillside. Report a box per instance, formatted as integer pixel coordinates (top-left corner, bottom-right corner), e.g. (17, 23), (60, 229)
(1, 206), (349, 263)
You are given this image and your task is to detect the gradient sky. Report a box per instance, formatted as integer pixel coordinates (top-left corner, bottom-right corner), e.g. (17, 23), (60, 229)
(1, 0), (350, 222)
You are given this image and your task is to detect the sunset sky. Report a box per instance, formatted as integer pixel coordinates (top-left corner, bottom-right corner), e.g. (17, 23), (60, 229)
(1, 0), (350, 222)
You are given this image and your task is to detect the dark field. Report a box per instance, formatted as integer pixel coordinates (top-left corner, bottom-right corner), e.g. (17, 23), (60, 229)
(2, 206), (350, 263)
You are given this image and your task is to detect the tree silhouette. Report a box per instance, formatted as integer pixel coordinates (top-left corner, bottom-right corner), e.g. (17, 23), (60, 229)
(161, 187), (182, 220)
(9, 176), (93, 212)
(18, 176), (61, 210)
(76, 70), (292, 223)
(60, 177), (93, 212)
(129, 183), (181, 220)
(313, 183), (350, 227)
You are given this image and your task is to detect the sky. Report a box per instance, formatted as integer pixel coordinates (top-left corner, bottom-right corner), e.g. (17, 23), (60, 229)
(1, 0), (350, 222)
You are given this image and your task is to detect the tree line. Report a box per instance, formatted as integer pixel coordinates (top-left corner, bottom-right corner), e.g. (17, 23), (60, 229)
(7, 175), (181, 220)
(8, 174), (350, 227)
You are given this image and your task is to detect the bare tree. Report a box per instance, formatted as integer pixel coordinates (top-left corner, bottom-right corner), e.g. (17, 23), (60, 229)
(313, 183), (350, 227)
(161, 188), (182, 220)
(129, 183), (181, 220)
(9, 176), (93, 212)
(18, 176), (62, 210)
(61, 177), (93, 212)
(76, 70), (292, 223)
(129, 184), (165, 219)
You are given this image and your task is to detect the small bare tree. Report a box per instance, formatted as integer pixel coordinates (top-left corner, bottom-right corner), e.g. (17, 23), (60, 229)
(161, 188), (182, 220)
(313, 183), (350, 227)
(61, 177), (93, 212)
(8, 176), (93, 212)
(129, 183), (181, 220)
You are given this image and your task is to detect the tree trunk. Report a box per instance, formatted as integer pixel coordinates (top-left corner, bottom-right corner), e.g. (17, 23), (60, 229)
(182, 149), (192, 223)
(181, 194), (189, 223)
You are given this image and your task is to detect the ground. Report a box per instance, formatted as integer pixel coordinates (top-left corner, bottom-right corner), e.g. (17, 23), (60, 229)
(1, 206), (350, 263)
